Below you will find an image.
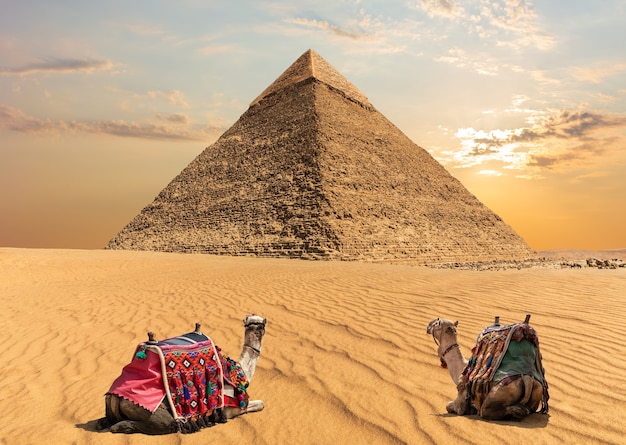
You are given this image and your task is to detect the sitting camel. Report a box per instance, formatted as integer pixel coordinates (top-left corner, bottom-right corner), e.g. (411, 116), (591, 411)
(426, 315), (548, 420)
(97, 314), (267, 434)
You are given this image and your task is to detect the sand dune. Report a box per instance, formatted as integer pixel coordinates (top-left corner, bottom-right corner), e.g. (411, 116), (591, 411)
(1, 248), (625, 444)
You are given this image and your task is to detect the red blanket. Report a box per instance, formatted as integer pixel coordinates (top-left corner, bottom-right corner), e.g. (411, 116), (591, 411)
(107, 337), (230, 420)
(107, 346), (166, 412)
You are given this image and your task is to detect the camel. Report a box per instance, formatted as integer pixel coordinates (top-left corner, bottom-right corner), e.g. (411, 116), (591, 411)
(426, 315), (548, 420)
(97, 314), (267, 434)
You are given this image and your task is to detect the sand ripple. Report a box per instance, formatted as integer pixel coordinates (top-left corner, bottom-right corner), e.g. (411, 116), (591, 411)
(1, 248), (625, 444)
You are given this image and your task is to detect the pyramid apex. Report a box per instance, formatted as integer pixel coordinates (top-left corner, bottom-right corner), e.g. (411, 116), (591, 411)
(250, 49), (369, 107)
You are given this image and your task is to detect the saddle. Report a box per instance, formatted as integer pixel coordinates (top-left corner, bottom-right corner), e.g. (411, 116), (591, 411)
(462, 315), (549, 413)
(106, 323), (248, 424)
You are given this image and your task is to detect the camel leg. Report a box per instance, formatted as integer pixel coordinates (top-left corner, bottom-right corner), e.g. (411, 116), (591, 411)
(96, 394), (122, 430)
(223, 399), (265, 420)
(480, 376), (540, 420)
(445, 380), (470, 415)
(480, 386), (524, 420)
(108, 408), (177, 435)
(246, 399), (265, 412)
(525, 379), (544, 414)
(480, 401), (530, 420)
(104, 397), (177, 434)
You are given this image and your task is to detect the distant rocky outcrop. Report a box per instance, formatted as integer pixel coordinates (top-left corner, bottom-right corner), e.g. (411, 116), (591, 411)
(584, 258), (625, 269)
(107, 49), (535, 264)
(432, 255), (626, 270)
(536, 249), (626, 269)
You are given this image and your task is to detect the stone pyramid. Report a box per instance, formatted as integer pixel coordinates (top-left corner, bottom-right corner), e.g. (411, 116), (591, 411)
(107, 49), (534, 264)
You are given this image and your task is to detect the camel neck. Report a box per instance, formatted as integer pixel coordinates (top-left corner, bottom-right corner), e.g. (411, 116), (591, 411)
(440, 343), (467, 385)
(239, 329), (263, 382)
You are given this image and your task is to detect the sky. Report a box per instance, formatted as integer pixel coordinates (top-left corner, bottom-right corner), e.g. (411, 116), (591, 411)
(1, 0), (625, 251)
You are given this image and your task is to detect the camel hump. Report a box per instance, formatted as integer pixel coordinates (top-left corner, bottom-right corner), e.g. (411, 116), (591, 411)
(465, 316), (542, 384)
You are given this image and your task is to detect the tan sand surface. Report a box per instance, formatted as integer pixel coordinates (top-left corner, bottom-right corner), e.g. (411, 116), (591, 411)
(1, 248), (625, 444)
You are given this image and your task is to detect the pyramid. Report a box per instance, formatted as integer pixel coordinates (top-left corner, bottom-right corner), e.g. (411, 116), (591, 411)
(107, 49), (534, 264)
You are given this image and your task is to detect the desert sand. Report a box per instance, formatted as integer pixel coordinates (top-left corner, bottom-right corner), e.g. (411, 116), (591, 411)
(1, 247), (625, 445)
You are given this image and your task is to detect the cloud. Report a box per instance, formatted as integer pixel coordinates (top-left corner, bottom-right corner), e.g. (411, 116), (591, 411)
(427, 1), (555, 75)
(526, 140), (612, 169)
(571, 63), (626, 84)
(0, 105), (224, 141)
(156, 113), (190, 124)
(521, 110), (626, 140)
(475, 0), (555, 50)
(0, 58), (114, 76)
(280, 11), (418, 54)
(414, 0), (465, 19)
(145, 90), (188, 105)
(572, 171), (611, 181)
(594, 93), (617, 103)
(72, 119), (208, 141)
(413, 0), (555, 51)
(118, 89), (191, 111)
(483, 0), (536, 30)
(434, 47), (500, 75)
(0, 105), (56, 134)
(441, 108), (626, 175)
(503, 94), (539, 114)
(167, 90), (190, 108)
(284, 17), (371, 40)
(528, 69), (560, 86)
(478, 169), (503, 176)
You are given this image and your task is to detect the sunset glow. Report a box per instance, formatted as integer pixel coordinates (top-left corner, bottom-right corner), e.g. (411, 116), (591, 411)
(2, 1), (625, 250)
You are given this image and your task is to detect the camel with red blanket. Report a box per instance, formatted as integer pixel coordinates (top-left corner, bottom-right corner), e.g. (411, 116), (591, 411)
(97, 314), (267, 434)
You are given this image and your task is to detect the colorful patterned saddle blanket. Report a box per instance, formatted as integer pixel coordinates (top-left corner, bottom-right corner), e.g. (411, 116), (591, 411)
(107, 329), (248, 422)
(462, 319), (550, 414)
(463, 321), (545, 385)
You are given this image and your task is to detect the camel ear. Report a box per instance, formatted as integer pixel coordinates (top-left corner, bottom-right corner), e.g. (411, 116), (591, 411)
(454, 320), (459, 326)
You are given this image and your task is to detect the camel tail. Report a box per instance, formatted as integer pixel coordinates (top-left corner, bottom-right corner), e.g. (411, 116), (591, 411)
(519, 375), (534, 405)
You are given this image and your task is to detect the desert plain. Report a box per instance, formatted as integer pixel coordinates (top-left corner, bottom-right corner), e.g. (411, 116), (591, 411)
(1, 247), (625, 444)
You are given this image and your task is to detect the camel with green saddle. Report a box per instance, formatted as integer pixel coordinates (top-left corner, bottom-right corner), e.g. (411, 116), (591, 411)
(426, 314), (549, 420)
(97, 314), (267, 434)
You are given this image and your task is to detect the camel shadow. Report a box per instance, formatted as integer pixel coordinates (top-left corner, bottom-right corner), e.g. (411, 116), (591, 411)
(493, 413), (550, 429)
(434, 413), (550, 429)
(75, 419), (105, 433)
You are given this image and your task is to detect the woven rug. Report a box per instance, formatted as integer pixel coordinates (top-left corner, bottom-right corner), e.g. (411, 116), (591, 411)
(464, 322), (542, 384)
(158, 339), (224, 419)
(107, 331), (248, 421)
(462, 320), (549, 413)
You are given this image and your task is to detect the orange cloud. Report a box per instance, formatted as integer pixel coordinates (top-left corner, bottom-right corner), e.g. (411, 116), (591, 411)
(0, 58), (113, 76)
(571, 63), (626, 83)
(0, 105), (223, 141)
(444, 109), (626, 174)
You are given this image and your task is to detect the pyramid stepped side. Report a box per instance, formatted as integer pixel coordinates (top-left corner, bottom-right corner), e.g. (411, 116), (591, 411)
(107, 79), (342, 258)
(311, 82), (533, 263)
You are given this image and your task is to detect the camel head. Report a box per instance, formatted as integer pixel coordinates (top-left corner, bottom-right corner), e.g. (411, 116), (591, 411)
(426, 318), (459, 345)
(242, 314), (267, 350)
(426, 318), (463, 370)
